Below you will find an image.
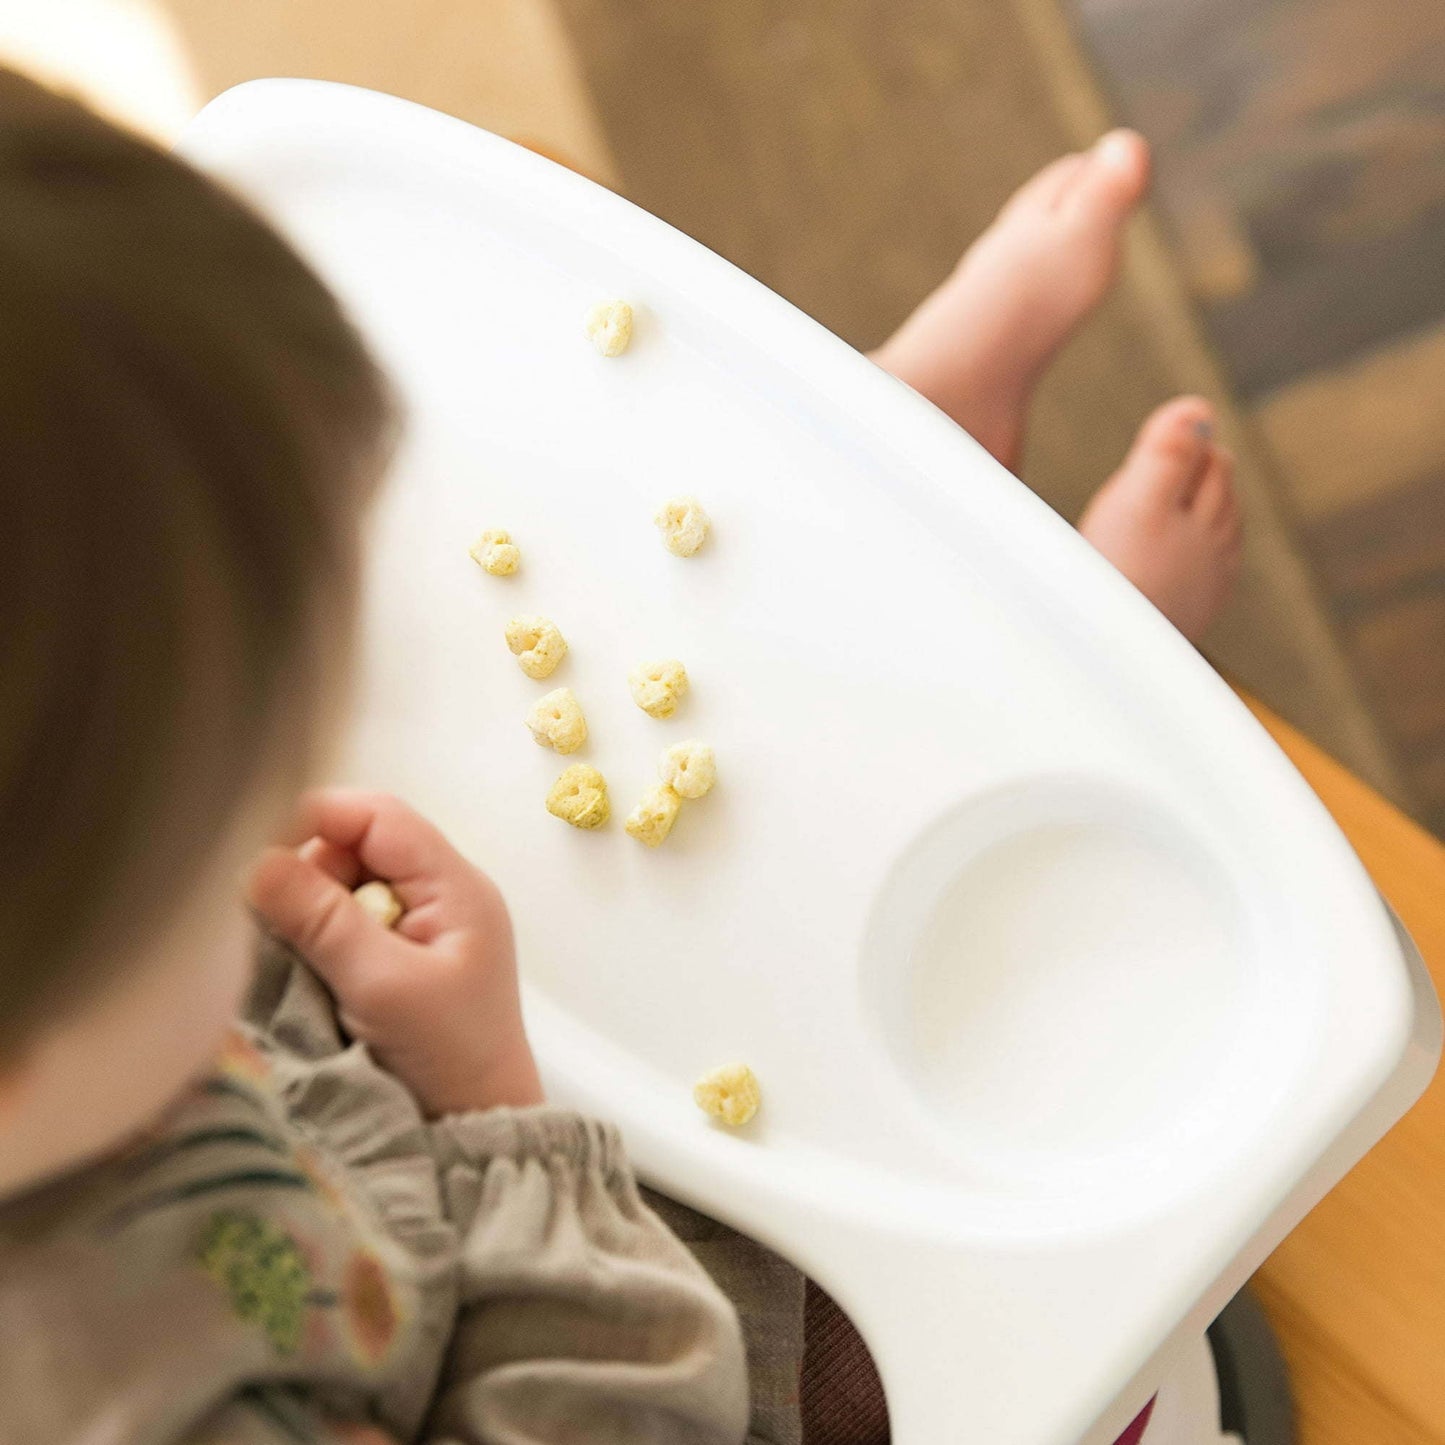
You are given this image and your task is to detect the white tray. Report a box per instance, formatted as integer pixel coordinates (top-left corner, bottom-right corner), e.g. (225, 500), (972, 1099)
(182, 81), (1439, 1444)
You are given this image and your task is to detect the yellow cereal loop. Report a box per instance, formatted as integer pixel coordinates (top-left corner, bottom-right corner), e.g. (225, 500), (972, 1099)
(654, 496), (710, 557)
(526, 687), (588, 754)
(353, 880), (403, 929)
(468, 528), (520, 576)
(624, 784), (682, 848)
(546, 764), (610, 829)
(506, 615), (567, 680)
(693, 1063), (761, 1127)
(584, 299), (633, 357)
(660, 740), (715, 800)
(628, 658), (689, 719)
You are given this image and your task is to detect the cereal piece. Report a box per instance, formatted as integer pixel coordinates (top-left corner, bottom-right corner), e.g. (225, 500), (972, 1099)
(506, 615), (567, 680)
(584, 299), (633, 357)
(546, 764), (610, 829)
(628, 658), (689, 719)
(660, 740), (715, 800)
(693, 1063), (761, 1128)
(654, 496), (710, 557)
(625, 783), (682, 848)
(353, 880), (404, 929)
(526, 687), (588, 754)
(468, 528), (520, 576)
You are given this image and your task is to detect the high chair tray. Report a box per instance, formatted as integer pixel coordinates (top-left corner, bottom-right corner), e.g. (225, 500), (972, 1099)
(182, 81), (1439, 1444)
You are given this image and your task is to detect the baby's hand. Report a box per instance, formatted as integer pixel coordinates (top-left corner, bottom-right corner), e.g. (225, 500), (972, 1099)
(246, 790), (542, 1117)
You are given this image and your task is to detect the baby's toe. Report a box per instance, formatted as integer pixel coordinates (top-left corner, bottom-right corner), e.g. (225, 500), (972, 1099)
(1058, 129), (1151, 230)
(1000, 151), (1088, 222)
(1118, 396), (1216, 507)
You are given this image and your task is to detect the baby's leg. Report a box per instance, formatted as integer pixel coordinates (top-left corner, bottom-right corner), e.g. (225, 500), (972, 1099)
(871, 130), (1150, 469)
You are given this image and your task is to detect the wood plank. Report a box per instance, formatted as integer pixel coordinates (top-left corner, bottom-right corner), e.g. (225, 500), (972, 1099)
(1306, 469), (1445, 614)
(1076, 0), (1445, 394)
(1245, 1280), (1440, 1445)
(1303, 557), (1445, 835)
(1208, 202), (1445, 398)
(1252, 324), (1445, 524)
(1305, 472), (1445, 833)
(1245, 694), (1445, 1445)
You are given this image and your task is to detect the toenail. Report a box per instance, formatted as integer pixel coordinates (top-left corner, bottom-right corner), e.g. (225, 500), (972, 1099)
(1094, 129), (1140, 170)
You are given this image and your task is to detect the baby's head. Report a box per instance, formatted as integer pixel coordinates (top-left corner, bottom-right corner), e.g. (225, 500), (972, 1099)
(0, 70), (394, 1184)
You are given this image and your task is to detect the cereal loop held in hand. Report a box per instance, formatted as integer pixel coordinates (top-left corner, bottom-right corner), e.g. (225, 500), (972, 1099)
(353, 880), (404, 929)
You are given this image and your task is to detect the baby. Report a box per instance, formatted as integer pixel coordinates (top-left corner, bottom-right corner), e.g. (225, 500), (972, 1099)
(0, 66), (1228, 1445)
(0, 69), (748, 1443)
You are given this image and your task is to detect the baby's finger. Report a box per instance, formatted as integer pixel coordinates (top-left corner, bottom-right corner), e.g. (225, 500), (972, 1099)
(245, 844), (404, 996)
(300, 836), (364, 888)
(284, 790), (477, 908)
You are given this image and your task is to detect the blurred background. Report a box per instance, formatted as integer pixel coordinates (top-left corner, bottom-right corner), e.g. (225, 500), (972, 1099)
(17, 0), (1445, 834)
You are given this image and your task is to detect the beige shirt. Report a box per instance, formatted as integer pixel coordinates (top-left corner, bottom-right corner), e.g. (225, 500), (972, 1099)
(0, 941), (751, 1444)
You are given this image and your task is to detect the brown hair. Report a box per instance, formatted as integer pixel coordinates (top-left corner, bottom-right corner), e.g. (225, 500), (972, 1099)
(0, 70), (395, 1058)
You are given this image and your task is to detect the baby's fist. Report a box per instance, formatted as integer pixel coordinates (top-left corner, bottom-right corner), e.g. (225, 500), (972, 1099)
(246, 791), (541, 1116)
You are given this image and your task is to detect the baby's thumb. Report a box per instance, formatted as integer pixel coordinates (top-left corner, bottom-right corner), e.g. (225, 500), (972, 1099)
(245, 845), (377, 994)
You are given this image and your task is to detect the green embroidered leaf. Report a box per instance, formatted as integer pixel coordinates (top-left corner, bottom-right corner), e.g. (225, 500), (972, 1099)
(197, 1210), (312, 1355)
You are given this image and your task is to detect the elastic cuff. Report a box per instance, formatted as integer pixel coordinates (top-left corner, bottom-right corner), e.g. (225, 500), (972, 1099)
(429, 1106), (631, 1181)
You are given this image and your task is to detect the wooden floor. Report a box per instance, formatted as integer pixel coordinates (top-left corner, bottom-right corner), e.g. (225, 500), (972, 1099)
(1073, 0), (1445, 836)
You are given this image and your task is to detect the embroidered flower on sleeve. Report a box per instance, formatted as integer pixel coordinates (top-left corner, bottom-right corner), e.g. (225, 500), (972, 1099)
(342, 1245), (401, 1367)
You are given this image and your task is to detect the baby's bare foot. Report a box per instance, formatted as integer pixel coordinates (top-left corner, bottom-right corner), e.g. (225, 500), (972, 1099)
(873, 130), (1150, 468)
(1078, 396), (1242, 643)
